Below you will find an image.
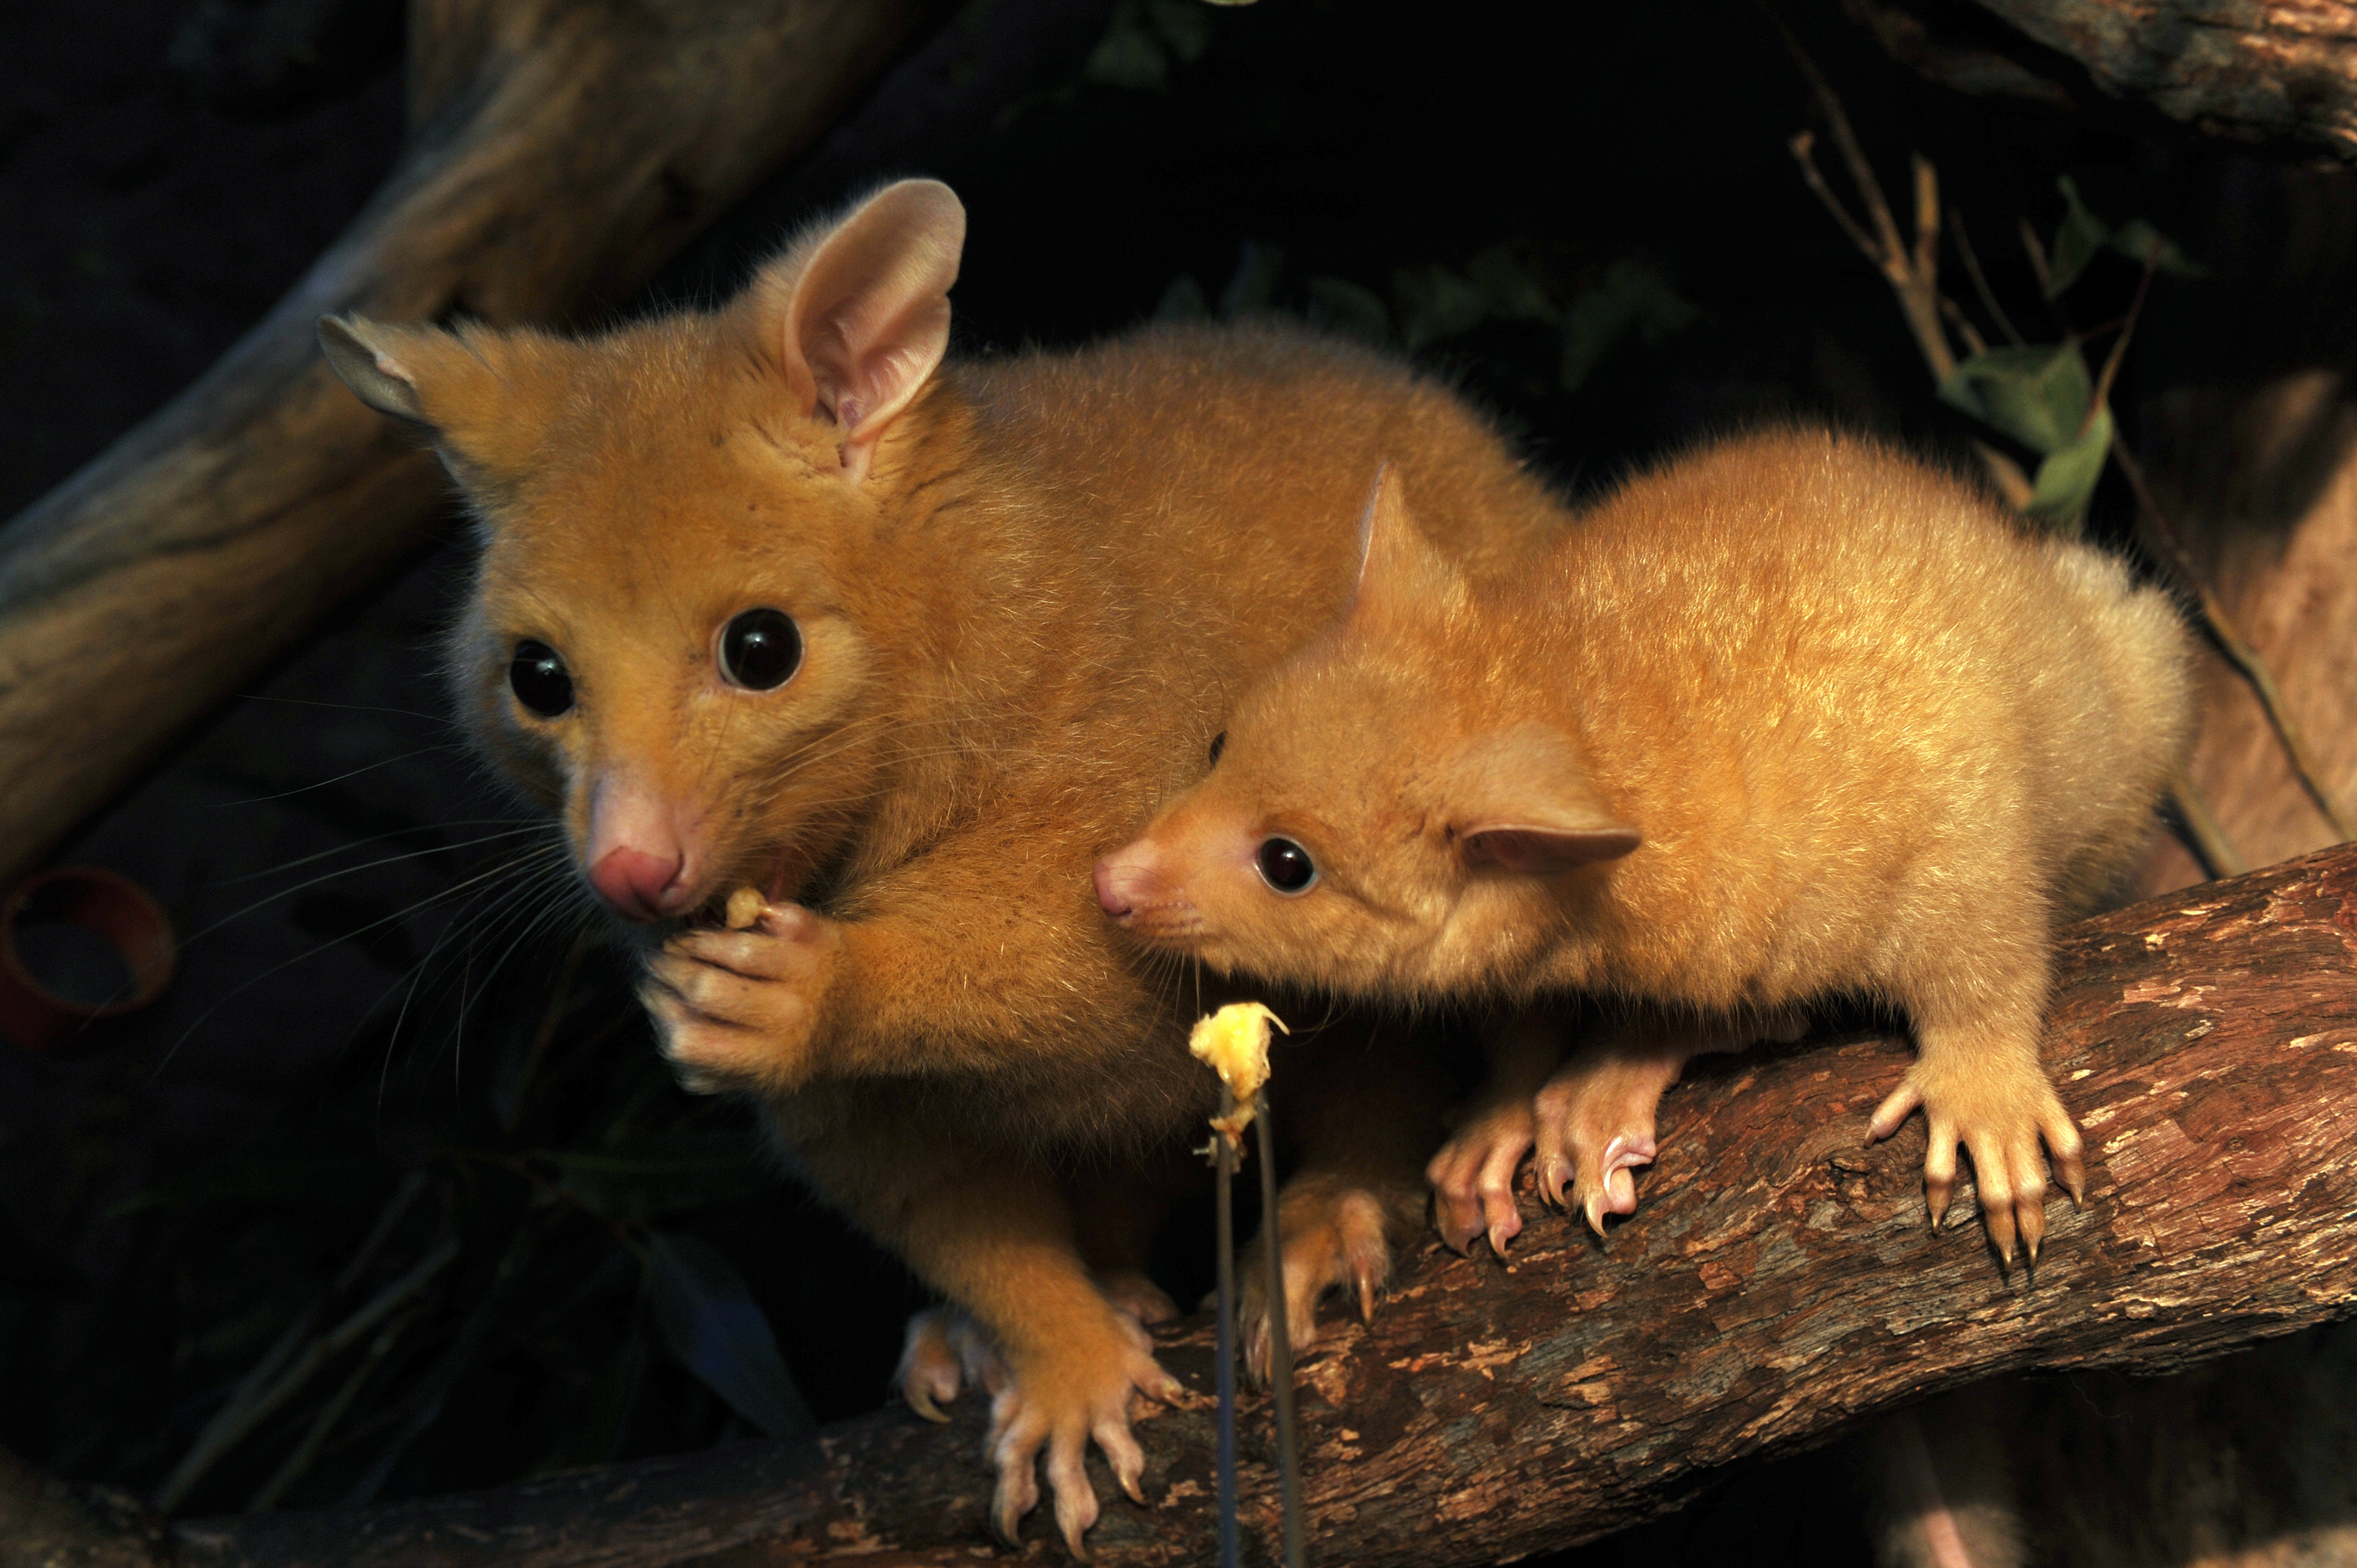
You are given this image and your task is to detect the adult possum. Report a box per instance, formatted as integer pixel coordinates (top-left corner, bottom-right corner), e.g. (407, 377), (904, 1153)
(317, 180), (1560, 1552)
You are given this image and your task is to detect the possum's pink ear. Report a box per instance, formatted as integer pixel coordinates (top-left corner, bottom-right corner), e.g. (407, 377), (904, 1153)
(1448, 726), (1640, 875)
(1345, 464), (1463, 633)
(756, 179), (965, 479)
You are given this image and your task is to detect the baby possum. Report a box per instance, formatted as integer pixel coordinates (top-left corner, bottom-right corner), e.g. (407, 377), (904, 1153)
(1099, 430), (2195, 1265)
(314, 180), (1560, 1554)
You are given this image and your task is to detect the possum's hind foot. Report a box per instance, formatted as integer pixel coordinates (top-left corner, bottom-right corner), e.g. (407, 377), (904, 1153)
(896, 1305), (1005, 1422)
(1530, 1039), (1691, 1237)
(1240, 1172), (1411, 1383)
(1870, 1041), (2086, 1267)
(1427, 1094), (1537, 1256)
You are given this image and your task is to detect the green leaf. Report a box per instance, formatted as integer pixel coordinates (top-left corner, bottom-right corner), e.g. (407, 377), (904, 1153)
(1218, 240), (1284, 318)
(2046, 176), (2108, 298)
(1155, 274), (1211, 321)
(2025, 403), (2113, 535)
(1559, 259), (1696, 392)
(1464, 246), (1561, 326)
(1392, 262), (1491, 352)
(1937, 343), (2092, 455)
(2108, 218), (2208, 278)
(645, 1232), (813, 1438)
(1082, 1), (1169, 91)
(1145, 0), (1213, 63)
(1304, 276), (1392, 346)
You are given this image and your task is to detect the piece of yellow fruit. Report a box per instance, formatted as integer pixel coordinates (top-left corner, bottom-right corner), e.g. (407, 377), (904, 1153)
(1190, 1002), (1288, 1144)
(724, 886), (765, 930)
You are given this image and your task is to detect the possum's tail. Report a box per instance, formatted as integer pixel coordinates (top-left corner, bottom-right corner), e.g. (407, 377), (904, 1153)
(2045, 540), (2200, 914)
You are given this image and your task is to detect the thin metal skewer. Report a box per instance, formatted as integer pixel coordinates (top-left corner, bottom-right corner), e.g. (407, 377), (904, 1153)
(1255, 1094), (1308, 1568)
(1213, 1131), (1242, 1568)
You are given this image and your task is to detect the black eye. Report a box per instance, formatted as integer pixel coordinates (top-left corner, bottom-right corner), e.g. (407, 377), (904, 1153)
(509, 640), (573, 717)
(1256, 837), (1316, 894)
(1208, 731), (1227, 766)
(719, 607), (803, 690)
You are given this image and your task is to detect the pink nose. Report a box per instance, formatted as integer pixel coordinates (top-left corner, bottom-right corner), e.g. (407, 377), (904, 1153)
(1093, 855), (1160, 920)
(590, 846), (688, 921)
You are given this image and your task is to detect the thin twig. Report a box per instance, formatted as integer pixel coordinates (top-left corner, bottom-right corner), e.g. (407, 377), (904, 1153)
(155, 1235), (460, 1512)
(1789, 132), (1881, 263)
(2109, 441), (2355, 840)
(1781, 30), (1959, 384)
(2168, 771), (2247, 879)
(1212, 1139), (1241, 1568)
(1255, 1102), (1306, 1568)
(2081, 260), (2154, 442)
(1951, 209), (2023, 345)
(1940, 296), (1990, 357)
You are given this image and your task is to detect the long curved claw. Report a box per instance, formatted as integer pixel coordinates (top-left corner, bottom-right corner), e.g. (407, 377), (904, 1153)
(1242, 1181), (1398, 1383)
(1046, 1431), (1100, 1560)
(895, 1307), (968, 1422)
(981, 1327), (1180, 1556)
(1096, 1414), (1147, 1505)
(1426, 1109), (1532, 1256)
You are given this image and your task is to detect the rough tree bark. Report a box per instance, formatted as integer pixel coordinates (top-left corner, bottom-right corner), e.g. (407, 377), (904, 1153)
(1959, 0), (2357, 160)
(157, 841), (2357, 1568)
(0, 0), (938, 891)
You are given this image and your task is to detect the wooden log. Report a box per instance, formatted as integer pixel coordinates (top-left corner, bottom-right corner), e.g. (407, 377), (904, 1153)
(1963, 0), (2357, 159)
(172, 842), (2357, 1567)
(0, 0), (935, 890)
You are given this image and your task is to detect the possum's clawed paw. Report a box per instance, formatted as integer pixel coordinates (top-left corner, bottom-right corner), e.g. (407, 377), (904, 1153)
(1098, 1268), (1180, 1328)
(1530, 1046), (1686, 1239)
(640, 902), (842, 1092)
(1426, 1097), (1535, 1255)
(1871, 1057), (2084, 1266)
(895, 1306), (1007, 1421)
(1241, 1175), (1398, 1381)
(985, 1313), (1183, 1558)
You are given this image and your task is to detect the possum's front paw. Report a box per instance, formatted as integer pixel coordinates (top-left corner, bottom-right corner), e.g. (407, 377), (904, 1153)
(1427, 1097), (1536, 1256)
(640, 901), (841, 1092)
(897, 1303), (1183, 1558)
(1870, 1055), (2085, 1266)
(1240, 1173), (1405, 1381)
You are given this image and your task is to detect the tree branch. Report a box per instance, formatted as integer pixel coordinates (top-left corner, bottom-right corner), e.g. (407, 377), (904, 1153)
(1964, 0), (2357, 162)
(0, 0), (940, 889)
(171, 843), (2357, 1566)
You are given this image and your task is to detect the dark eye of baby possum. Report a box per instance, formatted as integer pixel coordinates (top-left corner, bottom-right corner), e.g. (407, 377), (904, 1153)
(1256, 837), (1317, 894)
(719, 607), (804, 690)
(508, 639), (574, 718)
(1208, 731), (1227, 766)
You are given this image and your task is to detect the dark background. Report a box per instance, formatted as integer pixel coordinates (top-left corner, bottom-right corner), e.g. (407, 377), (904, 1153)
(4, 0), (2351, 1560)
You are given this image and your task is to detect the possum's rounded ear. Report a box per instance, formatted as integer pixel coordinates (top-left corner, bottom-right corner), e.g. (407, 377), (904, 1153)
(1447, 725), (1640, 874)
(756, 179), (965, 479)
(318, 314), (429, 425)
(317, 314), (536, 489)
(1345, 464), (1464, 634)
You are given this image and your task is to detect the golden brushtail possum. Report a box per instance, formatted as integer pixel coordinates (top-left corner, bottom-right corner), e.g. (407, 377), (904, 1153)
(1100, 430), (2195, 1265)
(316, 179), (1560, 1553)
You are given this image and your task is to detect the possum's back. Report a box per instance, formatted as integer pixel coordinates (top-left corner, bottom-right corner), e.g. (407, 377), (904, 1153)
(1542, 427), (2193, 914)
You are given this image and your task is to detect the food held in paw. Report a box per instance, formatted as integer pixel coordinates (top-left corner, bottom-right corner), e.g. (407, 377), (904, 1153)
(724, 885), (765, 930)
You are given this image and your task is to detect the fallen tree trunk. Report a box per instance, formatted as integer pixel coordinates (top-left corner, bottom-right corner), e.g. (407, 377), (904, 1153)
(1961, 0), (2357, 160)
(173, 841), (2357, 1566)
(0, 0), (936, 890)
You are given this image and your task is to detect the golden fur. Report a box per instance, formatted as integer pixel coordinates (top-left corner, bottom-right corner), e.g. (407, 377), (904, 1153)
(1103, 428), (2196, 1263)
(315, 180), (1559, 1553)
